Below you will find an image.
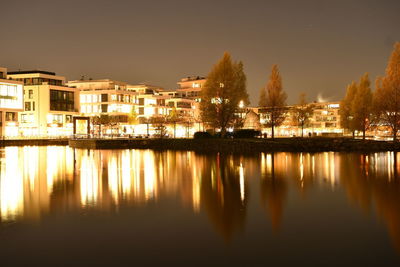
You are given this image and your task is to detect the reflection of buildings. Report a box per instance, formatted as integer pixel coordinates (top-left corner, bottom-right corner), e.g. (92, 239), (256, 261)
(0, 147), (249, 243)
(0, 147), (205, 222)
(2, 148), (400, 254)
(339, 152), (400, 253)
(0, 146), (74, 222)
(259, 152), (341, 230)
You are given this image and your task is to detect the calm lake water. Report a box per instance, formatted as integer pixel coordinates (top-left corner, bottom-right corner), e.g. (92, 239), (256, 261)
(0, 146), (400, 266)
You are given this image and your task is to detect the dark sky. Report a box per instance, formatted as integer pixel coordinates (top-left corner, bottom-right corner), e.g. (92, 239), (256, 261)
(1, 0), (399, 105)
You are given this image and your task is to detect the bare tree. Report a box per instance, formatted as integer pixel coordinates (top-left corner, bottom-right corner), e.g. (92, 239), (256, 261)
(149, 116), (168, 138)
(292, 93), (314, 137)
(168, 107), (183, 138)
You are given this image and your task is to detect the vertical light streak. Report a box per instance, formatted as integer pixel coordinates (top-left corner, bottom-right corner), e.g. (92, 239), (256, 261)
(0, 147), (24, 221)
(239, 162), (245, 202)
(80, 152), (99, 206)
(144, 150), (156, 200)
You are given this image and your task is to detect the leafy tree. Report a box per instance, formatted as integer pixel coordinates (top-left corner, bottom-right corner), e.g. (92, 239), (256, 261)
(259, 86), (267, 107)
(351, 73), (372, 140)
(128, 107), (138, 125)
(292, 93), (314, 137)
(200, 52), (249, 137)
(373, 42), (400, 142)
(259, 65), (287, 139)
(339, 81), (358, 137)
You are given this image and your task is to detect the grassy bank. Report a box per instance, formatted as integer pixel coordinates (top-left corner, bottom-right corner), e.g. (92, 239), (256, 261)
(69, 137), (400, 153)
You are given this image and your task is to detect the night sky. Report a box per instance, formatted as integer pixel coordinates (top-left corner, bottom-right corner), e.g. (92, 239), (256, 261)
(1, 0), (399, 105)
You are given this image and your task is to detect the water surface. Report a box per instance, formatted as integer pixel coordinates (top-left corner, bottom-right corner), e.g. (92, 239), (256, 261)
(0, 146), (399, 266)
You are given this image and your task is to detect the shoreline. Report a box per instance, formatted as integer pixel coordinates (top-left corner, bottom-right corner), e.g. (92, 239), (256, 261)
(68, 137), (400, 153)
(0, 137), (399, 153)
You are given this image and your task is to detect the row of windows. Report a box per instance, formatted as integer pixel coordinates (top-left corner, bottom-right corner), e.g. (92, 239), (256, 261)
(315, 116), (337, 122)
(14, 78), (63, 86)
(47, 114), (72, 124)
(80, 94), (137, 104)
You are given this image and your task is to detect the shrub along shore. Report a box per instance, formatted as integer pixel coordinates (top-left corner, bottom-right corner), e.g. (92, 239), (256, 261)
(68, 137), (400, 153)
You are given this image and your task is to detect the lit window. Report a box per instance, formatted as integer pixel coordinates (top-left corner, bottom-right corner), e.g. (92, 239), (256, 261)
(80, 95), (86, 103)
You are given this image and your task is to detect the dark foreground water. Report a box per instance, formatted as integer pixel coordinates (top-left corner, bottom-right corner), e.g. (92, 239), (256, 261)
(0, 146), (400, 266)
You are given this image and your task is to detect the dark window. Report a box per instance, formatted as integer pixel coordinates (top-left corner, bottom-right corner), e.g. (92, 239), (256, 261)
(29, 90), (33, 99)
(50, 89), (75, 111)
(101, 104), (108, 113)
(32, 102), (35, 111)
(139, 107), (144, 115)
(157, 99), (165, 106)
(138, 98), (144, 105)
(66, 115), (72, 123)
(177, 102), (191, 109)
(25, 102), (31, 111)
(5, 112), (17, 122)
(101, 94), (108, 102)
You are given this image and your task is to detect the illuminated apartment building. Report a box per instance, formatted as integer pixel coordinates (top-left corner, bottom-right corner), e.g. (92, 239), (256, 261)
(0, 67), (24, 137)
(7, 70), (79, 136)
(176, 76), (206, 101)
(67, 79), (170, 134)
(258, 101), (342, 137)
(68, 79), (135, 115)
(310, 102), (341, 134)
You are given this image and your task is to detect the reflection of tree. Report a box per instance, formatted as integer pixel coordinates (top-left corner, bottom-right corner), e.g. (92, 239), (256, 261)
(339, 154), (372, 214)
(200, 153), (247, 242)
(340, 153), (400, 253)
(260, 153), (287, 231)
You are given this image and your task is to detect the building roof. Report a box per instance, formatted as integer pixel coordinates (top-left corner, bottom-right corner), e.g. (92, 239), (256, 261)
(8, 70), (56, 76)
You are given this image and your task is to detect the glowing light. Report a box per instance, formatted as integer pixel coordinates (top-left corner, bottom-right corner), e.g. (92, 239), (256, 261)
(300, 153), (304, 181)
(239, 162), (245, 202)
